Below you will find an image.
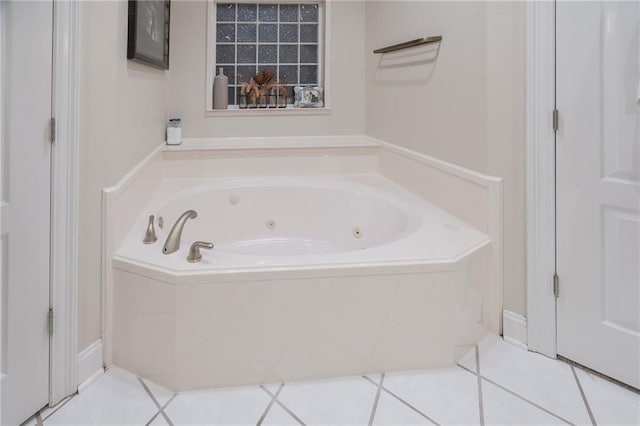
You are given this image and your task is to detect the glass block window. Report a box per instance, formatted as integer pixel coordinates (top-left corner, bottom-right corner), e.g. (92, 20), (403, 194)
(214, 2), (322, 106)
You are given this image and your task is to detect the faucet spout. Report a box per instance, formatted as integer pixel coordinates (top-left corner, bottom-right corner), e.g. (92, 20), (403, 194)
(162, 210), (197, 254)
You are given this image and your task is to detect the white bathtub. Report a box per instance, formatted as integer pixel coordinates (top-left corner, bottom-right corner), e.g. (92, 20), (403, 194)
(116, 175), (488, 272)
(106, 137), (502, 391)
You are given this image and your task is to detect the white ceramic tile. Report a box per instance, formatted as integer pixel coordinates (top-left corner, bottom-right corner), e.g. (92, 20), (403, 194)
(174, 326), (272, 390)
(276, 376), (377, 425)
(367, 374), (382, 385)
(44, 367), (159, 425)
(260, 403), (300, 425)
(372, 391), (433, 425)
(262, 383), (283, 395)
(209, 284), (308, 372)
(366, 274), (455, 373)
(164, 385), (271, 425)
(112, 271), (177, 389)
(383, 367), (480, 425)
(462, 334), (592, 425)
(575, 368), (640, 425)
(482, 380), (567, 425)
(148, 413), (171, 425)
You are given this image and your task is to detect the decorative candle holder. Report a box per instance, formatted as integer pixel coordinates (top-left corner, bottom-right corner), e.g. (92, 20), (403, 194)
(294, 86), (324, 108)
(238, 93), (248, 109)
(277, 87), (288, 108)
(268, 88), (277, 108)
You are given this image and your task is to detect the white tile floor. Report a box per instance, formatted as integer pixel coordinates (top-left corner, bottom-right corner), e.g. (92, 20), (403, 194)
(23, 334), (639, 426)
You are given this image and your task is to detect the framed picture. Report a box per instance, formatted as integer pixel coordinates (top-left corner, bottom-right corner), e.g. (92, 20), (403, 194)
(127, 0), (170, 70)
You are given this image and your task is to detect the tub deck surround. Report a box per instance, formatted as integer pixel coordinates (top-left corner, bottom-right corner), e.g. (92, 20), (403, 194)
(103, 136), (503, 391)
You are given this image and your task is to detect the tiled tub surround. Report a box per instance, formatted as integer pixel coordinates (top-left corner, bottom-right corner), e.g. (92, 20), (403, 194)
(103, 136), (503, 391)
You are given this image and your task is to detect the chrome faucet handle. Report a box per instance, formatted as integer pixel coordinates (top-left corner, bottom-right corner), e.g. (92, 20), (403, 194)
(143, 214), (157, 244)
(187, 241), (214, 263)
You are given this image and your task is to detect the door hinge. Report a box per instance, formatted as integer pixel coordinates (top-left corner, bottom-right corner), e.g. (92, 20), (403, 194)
(49, 117), (56, 143)
(552, 109), (559, 133)
(48, 308), (54, 336)
(553, 273), (560, 298)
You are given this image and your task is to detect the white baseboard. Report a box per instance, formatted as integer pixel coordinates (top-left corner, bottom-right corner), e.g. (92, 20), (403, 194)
(503, 310), (528, 350)
(77, 339), (104, 392)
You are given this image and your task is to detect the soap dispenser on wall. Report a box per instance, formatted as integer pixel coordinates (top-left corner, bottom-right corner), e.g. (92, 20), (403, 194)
(213, 67), (229, 109)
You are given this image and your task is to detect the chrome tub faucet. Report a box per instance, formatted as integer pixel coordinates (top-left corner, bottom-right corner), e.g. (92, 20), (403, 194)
(162, 210), (197, 254)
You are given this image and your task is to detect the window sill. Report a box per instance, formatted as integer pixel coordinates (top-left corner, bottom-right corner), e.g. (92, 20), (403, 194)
(204, 106), (332, 117)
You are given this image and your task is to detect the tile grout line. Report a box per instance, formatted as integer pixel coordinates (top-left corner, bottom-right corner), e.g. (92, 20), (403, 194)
(475, 346), (485, 426)
(41, 394), (75, 422)
(144, 410), (161, 424)
(571, 365), (597, 426)
(257, 383), (284, 425)
(273, 398), (306, 425)
(138, 376), (176, 426)
(144, 393), (177, 426)
(457, 364), (575, 425)
(367, 373), (385, 426)
(362, 376), (440, 425)
(138, 377), (172, 425)
(261, 384), (306, 425)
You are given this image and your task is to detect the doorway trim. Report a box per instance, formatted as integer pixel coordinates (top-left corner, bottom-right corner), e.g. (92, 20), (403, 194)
(49, 0), (80, 405)
(525, 0), (557, 358)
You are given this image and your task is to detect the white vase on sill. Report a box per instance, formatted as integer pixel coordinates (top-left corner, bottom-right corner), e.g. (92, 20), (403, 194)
(213, 67), (229, 109)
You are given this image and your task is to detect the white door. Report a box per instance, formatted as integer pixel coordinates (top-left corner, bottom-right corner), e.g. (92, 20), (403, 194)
(557, 1), (640, 389)
(0, 1), (53, 424)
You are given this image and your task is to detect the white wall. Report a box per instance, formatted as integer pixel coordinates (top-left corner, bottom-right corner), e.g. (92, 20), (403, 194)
(78, 1), (169, 351)
(365, 1), (526, 316)
(168, 1), (365, 137)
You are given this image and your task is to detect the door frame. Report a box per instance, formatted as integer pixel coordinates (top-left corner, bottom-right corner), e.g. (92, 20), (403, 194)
(49, 0), (80, 405)
(525, 0), (557, 358)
